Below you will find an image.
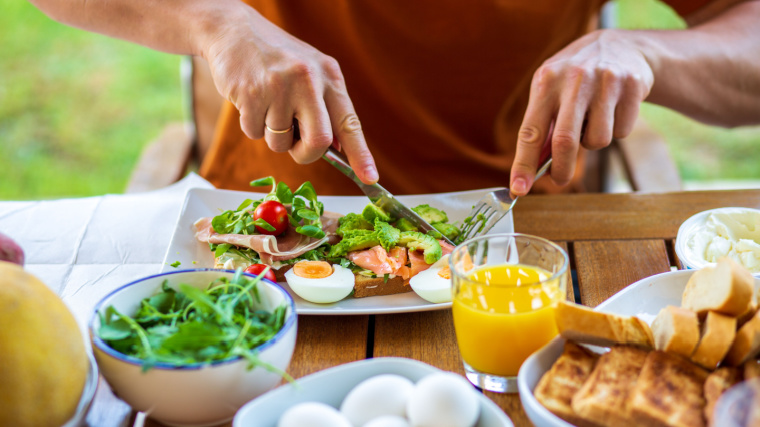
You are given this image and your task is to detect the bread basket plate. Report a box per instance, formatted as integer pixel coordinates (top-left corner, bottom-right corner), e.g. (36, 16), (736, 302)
(161, 187), (513, 315)
(233, 357), (513, 427)
(517, 269), (695, 427)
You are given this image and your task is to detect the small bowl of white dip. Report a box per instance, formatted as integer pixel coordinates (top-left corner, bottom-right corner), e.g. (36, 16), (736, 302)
(675, 207), (760, 277)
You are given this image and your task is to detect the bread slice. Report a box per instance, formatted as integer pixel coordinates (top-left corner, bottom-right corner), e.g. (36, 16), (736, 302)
(738, 300), (758, 328)
(743, 358), (760, 379)
(651, 305), (700, 357)
(724, 309), (760, 366)
(534, 341), (600, 427)
(691, 311), (737, 370)
(629, 350), (709, 427)
(555, 301), (654, 348)
(703, 366), (741, 426)
(571, 345), (649, 427)
(682, 257), (754, 317)
(353, 274), (411, 298)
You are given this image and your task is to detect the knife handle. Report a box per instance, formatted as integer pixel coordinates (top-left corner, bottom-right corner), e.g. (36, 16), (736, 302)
(322, 147), (364, 187)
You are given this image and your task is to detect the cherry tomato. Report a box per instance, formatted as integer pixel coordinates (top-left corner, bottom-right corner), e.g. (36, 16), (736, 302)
(253, 200), (289, 235)
(244, 264), (277, 282)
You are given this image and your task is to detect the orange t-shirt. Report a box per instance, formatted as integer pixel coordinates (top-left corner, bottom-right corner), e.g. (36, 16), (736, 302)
(200, 0), (708, 195)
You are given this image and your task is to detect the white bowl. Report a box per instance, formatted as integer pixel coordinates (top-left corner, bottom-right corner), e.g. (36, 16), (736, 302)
(233, 357), (513, 427)
(89, 269), (297, 427)
(517, 270), (695, 427)
(63, 353), (99, 427)
(675, 207), (760, 277)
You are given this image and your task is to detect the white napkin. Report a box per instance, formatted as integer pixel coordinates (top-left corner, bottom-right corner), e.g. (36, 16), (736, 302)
(0, 173), (214, 328)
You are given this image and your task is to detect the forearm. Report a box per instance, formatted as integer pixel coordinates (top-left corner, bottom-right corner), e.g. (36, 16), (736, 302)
(633, 1), (760, 127)
(28, 0), (257, 59)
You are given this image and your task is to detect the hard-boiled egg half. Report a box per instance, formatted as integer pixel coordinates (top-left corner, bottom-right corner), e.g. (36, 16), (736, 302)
(409, 254), (452, 303)
(284, 260), (355, 303)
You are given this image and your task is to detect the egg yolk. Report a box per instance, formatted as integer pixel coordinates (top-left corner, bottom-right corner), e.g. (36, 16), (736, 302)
(293, 260), (333, 279)
(437, 266), (451, 279)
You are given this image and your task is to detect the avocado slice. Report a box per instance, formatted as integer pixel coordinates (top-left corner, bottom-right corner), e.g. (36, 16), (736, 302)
(398, 231), (443, 264)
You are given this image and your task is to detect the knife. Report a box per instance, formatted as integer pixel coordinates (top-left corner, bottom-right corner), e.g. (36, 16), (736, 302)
(322, 147), (455, 246)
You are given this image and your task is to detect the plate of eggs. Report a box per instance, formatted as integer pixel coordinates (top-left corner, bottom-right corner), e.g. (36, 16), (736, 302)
(233, 357), (513, 427)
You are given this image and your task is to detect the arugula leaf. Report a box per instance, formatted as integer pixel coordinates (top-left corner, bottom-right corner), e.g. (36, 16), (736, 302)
(249, 176), (275, 191)
(275, 182), (293, 204)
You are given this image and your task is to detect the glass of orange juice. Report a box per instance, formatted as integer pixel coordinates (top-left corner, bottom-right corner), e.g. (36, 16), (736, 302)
(450, 233), (568, 393)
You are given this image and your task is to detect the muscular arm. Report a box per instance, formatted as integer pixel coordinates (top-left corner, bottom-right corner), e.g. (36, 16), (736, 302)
(28, 0), (380, 184)
(510, 0), (760, 196)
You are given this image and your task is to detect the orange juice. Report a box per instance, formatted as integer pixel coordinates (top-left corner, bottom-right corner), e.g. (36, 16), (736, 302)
(452, 263), (563, 377)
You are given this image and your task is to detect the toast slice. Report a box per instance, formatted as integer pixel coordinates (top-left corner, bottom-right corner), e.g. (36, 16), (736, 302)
(743, 358), (760, 379)
(703, 366), (741, 426)
(724, 309), (760, 366)
(555, 301), (654, 348)
(353, 274), (411, 298)
(691, 311), (737, 370)
(534, 341), (600, 427)
(682, 257), (754, 317)
(629, 350), (709, 427)
(571, 345), (650, 427)
(651, 305), (700, 357)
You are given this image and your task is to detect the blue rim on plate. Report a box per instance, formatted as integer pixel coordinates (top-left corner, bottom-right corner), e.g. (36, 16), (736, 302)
(88, 268), (297, 370)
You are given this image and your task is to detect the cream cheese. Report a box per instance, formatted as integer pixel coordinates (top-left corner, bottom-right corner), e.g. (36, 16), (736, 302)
(686, 209), (760, 273)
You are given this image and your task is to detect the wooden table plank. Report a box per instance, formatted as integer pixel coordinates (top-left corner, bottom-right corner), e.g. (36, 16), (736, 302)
(573, 240), (671, 307)
(373, 310), (462, 373)
(514, 190), (760, 241)
(288, 315), (369, 378)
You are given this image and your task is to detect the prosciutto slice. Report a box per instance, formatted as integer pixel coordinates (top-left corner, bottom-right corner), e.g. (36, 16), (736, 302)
(194, 210), (343, 264)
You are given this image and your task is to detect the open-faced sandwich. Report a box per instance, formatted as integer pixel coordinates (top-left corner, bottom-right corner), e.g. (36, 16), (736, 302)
(193, 177), (462, 304)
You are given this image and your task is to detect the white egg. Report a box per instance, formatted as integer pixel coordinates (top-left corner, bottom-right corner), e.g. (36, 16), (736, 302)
(340, 374), (415, 426)
(363, 415), (411, 427)
(284, 264), (355, 303)
(406, 373), (480, 427)
(278, 402), (352, 427)
(409, 255), (452, 303)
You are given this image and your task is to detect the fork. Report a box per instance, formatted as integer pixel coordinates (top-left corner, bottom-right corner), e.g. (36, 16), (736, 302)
(456, 154), (553, 244)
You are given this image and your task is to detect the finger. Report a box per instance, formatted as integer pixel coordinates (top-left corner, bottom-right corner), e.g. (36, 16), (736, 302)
(237, 89), (269, 141)
(324, 90), (378, 184)
(264, 109), (297, 153)
(581, 76), (618, 151)
(550, 100), (587, 187)
(613, 92), (641, 139)
(510, 76), (555, 196)
(288, 97), (334, 164)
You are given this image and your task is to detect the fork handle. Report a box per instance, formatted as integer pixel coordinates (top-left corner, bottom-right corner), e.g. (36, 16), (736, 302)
(535, 136), (553, 181)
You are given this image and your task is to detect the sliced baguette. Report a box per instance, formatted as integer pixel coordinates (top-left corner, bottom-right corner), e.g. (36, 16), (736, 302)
(571, 345), (649, 427)
(703, 366), (741, 426)
(682, 257), (754, 317)
(534, 341), (601, 427)
(353, 274), (411, 298)
(724, 309), (760, 366)
(691, 311), (737, 370)
(651, 305), (700, 357)
(629, 350), (708, 427)
(555, 300), (654, 348)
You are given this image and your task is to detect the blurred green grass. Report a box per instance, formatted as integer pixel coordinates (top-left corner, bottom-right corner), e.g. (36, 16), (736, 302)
(0, 1), (758, 200)
(0, 1), (182, 200)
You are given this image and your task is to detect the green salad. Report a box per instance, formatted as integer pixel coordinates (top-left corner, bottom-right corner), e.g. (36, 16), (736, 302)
(97, 269), (289, 373)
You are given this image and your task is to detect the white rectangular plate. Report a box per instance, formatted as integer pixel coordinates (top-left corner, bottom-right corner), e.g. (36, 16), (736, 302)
(517, 270), (760, 427)
(233, 357), (513, 427)
(161, 187), (514, 315)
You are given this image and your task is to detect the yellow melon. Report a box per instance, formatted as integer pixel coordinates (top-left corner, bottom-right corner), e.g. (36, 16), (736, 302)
(0, 261), (88, 427)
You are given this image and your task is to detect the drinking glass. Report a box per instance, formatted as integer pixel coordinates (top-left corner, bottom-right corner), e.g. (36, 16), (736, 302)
(449, 233), (569, 393)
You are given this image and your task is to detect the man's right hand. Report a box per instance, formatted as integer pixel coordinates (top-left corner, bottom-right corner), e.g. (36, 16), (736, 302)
(201, 5), (379, 184)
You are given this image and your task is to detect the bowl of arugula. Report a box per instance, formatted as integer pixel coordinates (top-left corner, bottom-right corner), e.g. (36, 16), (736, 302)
(89, 269), (297, 427)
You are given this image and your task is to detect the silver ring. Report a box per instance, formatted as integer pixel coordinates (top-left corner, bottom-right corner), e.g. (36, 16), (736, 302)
(265, 124), (294, 134)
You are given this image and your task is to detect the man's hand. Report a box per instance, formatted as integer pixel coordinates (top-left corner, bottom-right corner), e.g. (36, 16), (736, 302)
(510, 29), (654, 196)
(202, 7), (379, 185)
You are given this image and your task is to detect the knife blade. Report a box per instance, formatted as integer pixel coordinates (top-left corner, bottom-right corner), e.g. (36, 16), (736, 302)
(322, 147), (455, 246)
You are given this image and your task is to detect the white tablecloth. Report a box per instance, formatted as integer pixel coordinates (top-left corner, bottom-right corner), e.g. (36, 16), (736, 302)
(0, 173), (214, 329)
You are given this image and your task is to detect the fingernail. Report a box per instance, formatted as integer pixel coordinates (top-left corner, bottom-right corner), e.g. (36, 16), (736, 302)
(364, 167), (379, 183)
(511, 178), (527, 195)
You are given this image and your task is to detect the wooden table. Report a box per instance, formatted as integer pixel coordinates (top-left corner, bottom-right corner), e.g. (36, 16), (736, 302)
(86, 189), (760, 427)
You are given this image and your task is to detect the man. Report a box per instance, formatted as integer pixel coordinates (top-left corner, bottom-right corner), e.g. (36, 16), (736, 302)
(30, 0), (760, 195)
